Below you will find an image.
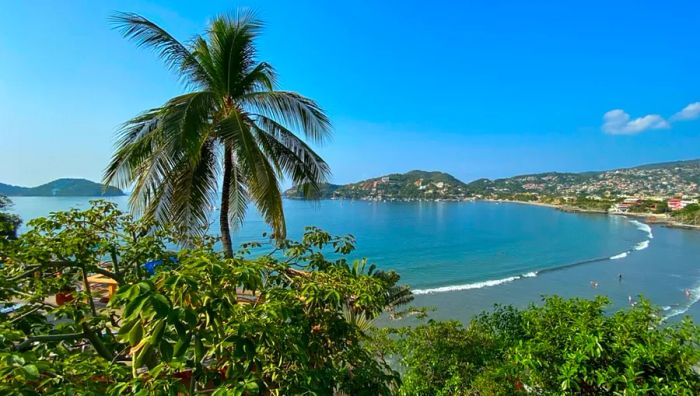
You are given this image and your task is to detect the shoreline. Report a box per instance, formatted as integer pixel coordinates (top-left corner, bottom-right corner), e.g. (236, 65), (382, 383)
(484, 198), (700, 231)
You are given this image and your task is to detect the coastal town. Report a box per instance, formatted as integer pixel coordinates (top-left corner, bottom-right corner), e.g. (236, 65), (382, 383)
(467, 160), (700, 225)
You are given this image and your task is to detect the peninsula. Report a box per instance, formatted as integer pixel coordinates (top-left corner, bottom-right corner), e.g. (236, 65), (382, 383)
(285, 170), (470, 201)
(0, 178), (125, 197)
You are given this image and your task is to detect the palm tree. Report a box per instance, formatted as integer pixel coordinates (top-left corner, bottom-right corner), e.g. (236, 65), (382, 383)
(104, 11), (331, 257)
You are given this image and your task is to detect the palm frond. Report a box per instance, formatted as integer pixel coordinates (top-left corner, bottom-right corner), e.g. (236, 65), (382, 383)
(132, 134), (217, 236)
(104, 107), (163, 189)
(217, 111), (286, 239)
(104, 92), (217, 229)
(343, 307), (374, 333)
(226, 151), (250, 231)
(252, 118), (330, 198)
(241, 147), (286, 241)
(371, 270), (415, 313)
(105, 92), (215, 183)
(189, 36), (219, 90)
(110, 12), (210, 88)
(165, 138), (218, 235)
(159, 92), (217, 155)
(241, 62), (276, 94)
(207, 12), (264, 97)
(243, 91), (332, 144)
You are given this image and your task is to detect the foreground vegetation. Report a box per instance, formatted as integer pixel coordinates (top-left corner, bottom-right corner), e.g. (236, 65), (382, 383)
(0, 202), (404, 394)
(382, 297), (700, 395)
(0, 196), (20, 239)
(1, 202), (700, 394)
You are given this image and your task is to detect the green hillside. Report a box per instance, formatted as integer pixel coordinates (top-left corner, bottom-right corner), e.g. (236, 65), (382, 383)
(284, 183), (342, 199)
(285, 170), (469, 200)
(0, 178), (125, 197)
(464, 159), (700, 197)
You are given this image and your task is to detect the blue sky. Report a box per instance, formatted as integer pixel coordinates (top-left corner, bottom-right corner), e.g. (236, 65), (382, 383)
(1, 0), (699, 187)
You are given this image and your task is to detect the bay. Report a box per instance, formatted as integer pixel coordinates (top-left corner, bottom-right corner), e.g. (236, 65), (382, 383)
(8, 196), (700, 322)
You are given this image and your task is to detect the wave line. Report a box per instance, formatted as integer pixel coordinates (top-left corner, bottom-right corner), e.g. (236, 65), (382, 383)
(413, 273), (536, 295)
(630, 219), (653, 239)
(663, 284), (700, 321)
(413, 220), (655, 296)
(610, 251), (629, 260)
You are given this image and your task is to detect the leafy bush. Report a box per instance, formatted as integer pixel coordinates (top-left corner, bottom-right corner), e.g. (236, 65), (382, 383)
(0, 195), (20, 239)
(389, 297), (700, 395)
(0, 201), (402, 394)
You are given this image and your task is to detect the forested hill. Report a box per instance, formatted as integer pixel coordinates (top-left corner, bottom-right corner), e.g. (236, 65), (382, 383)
(284, 183), (342, 199)
(0, 178), (125, 197)
(285, 170), (469, 200)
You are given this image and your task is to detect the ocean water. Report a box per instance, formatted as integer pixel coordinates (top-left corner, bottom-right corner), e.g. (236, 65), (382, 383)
(8, 197), (700, 322)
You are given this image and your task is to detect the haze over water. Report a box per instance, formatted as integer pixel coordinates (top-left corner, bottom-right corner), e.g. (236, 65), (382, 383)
(10, 196), (700, 322)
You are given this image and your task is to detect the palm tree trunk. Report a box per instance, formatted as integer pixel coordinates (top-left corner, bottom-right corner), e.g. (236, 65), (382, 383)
(220, 143), (234, 258)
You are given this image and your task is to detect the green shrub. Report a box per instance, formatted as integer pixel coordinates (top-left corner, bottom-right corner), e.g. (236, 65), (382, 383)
(391, 296), (700, 395)
(0, 201), (401, 394)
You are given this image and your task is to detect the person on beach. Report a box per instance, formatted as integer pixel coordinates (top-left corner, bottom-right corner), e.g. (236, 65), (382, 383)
(685, 288), (692, 299)
(590, 281), (598, 289)
(618, 274), (622, 283)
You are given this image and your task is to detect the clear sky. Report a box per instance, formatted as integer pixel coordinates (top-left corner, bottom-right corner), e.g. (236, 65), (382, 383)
(1, 0), (699, 187)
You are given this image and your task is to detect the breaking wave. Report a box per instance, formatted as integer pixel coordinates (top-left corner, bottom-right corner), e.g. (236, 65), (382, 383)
(413, 272), (538, 295)
(663, 284), (700, 321)
(610, 252), (629, 260)
(630, 219), (653, 239)
(634, 240), (650, 251)
(412, 220), (655, 296)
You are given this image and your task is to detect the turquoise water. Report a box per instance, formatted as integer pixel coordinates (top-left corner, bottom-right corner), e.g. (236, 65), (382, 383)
(8, 197), (700, 322)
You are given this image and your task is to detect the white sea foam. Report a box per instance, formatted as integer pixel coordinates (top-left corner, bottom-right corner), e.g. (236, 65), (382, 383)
(610, 252), (629, 260)
(413, 276), (521, 295)
(413, 271), (540, 295)
(663, 284), (700, 321)
(630, 220), (653, 239)
(634, 240), (650, 251)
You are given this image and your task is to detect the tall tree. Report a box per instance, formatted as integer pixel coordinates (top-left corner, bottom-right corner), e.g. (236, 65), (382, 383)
(0, 195), (21, 239)
(104, 11), (331, 257)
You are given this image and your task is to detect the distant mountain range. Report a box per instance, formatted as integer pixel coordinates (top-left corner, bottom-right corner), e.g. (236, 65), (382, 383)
(0, 178), (125, 197)
(284, 159), (700, 201)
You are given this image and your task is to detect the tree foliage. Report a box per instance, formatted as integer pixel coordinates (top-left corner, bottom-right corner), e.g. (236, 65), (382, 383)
(672, 203), (700, 225)
(104, 11), (332, 257)
(387, 296), (700, 395)
(0, 195), (21, 239)
(0, 202), (401, 394)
